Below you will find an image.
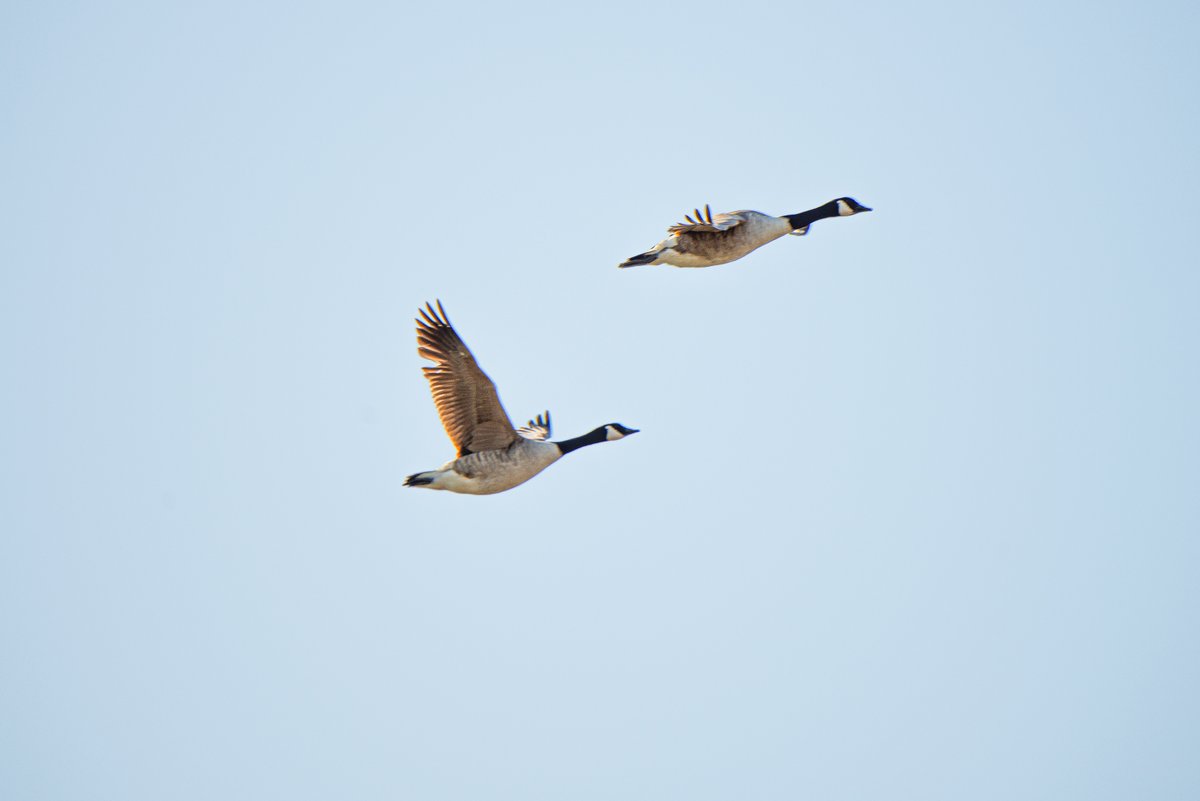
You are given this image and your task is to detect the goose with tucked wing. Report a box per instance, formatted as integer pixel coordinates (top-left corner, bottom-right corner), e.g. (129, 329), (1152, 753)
(618, 197), (871, 269)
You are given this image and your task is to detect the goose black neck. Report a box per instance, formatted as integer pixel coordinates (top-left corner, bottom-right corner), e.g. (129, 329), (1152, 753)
(784, 201), (839, 231)
(554, 427), (607, 456)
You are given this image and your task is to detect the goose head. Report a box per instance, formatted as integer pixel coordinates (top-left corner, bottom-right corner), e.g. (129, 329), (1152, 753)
(603, 423), (639, 441)
(835, 197), (872, 216)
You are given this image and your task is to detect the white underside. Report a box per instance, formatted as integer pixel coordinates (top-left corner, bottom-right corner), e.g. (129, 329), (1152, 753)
(656, 248), (752, 268)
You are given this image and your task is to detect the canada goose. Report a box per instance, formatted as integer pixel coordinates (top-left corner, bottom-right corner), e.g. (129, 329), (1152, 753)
(617, 197), (872, 269)
(404, 302), (638, 495)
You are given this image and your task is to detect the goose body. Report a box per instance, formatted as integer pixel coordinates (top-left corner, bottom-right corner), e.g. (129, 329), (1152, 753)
(618, 197), (871, 269)
(404, 302), (637, 495)
(409, 438), (563, 495)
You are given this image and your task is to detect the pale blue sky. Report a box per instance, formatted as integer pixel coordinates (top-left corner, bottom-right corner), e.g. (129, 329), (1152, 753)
(2, 1), (1198, 799)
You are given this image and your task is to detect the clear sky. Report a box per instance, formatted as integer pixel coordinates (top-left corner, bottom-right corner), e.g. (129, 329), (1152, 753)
(2, 1), (1198, 799)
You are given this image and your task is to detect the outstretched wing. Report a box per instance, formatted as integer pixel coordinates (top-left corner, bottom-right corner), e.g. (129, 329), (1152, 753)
(516, 411), (552, 441)
(415, 301), (518, 456)
(667, 204), (747, 235)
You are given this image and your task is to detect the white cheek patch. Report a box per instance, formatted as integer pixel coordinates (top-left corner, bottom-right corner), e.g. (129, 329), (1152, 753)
(605, 426), (625, 441)
(837, 199), (853, 216)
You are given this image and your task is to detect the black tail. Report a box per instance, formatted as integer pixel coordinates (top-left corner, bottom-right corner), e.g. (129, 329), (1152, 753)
(404, 472), (434, 487)
(617, 251), (657, 269)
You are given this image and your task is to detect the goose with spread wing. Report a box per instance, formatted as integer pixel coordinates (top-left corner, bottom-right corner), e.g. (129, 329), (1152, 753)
(618, 197), (871, 269)
(404, 302), (638, 494)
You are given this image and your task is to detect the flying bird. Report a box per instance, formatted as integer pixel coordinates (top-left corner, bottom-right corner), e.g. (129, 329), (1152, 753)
(404, 302), (638, 494)
(617, 197), (872, 269)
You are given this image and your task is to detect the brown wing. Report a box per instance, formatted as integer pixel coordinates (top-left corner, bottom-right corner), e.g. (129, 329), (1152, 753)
(667, 204), (746, 235)
(415, 301), (517, 456)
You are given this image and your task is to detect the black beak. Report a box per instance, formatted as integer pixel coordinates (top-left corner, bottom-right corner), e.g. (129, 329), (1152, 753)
(858, 205), (873, 212)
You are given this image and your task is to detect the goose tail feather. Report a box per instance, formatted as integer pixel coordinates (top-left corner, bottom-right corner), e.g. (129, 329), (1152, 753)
(404, 471), (437, 487)
(618, 251), (658, 269)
